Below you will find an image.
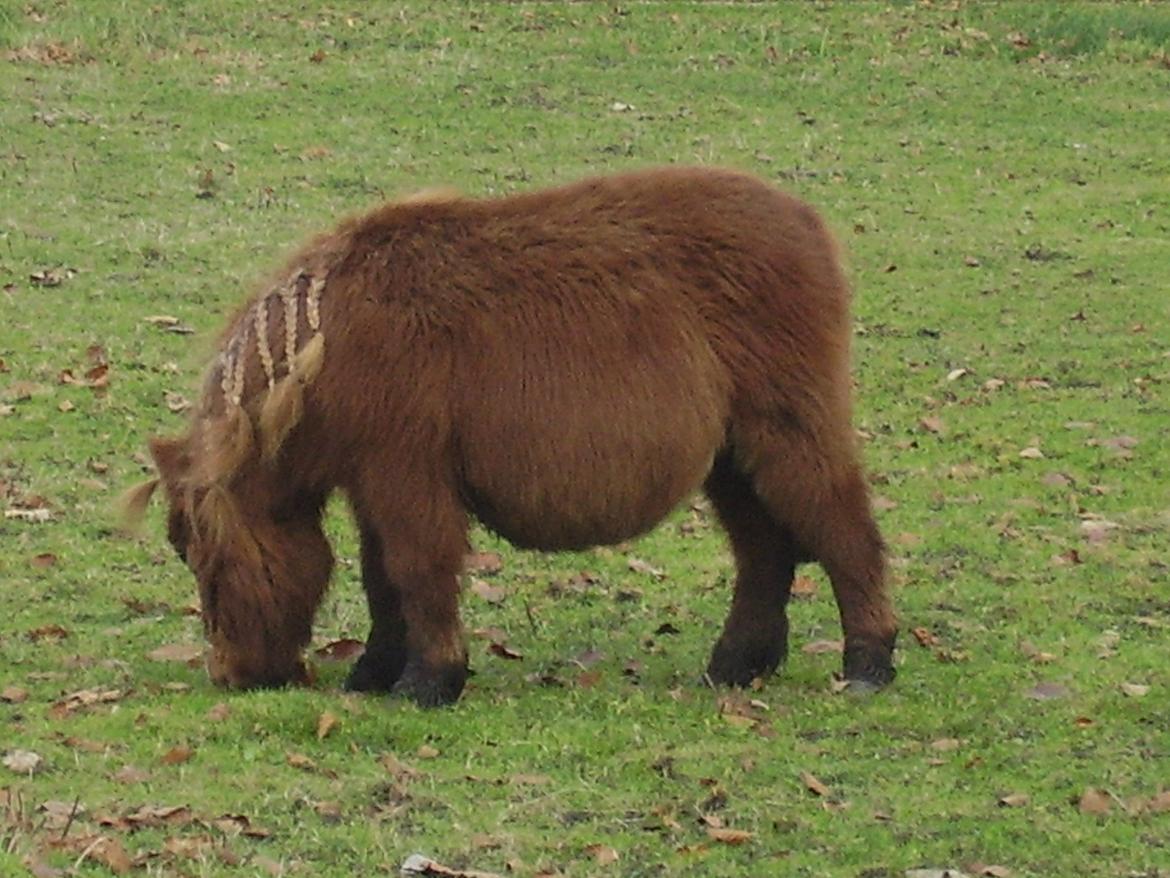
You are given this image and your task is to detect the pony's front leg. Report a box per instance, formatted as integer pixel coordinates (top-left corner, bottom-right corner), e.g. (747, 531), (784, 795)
(344, 524), (409, 693)
(349, 481), (469, 707)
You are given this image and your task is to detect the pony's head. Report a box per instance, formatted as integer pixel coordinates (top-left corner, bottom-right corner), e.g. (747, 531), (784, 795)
(121, 264), (336, 689)
(144, 431), (332, 689)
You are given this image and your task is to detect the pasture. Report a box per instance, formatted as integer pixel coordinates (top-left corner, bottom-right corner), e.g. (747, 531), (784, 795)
(2, 2), (1168, 876)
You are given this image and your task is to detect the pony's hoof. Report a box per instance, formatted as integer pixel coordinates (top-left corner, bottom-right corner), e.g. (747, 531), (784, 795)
(392, 661), (467, 708)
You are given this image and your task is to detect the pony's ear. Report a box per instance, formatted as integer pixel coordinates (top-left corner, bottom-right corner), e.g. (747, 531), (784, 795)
(149, 435), (190, 487)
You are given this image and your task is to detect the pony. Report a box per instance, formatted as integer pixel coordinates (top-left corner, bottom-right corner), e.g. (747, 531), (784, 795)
(125, 166), (897, 706)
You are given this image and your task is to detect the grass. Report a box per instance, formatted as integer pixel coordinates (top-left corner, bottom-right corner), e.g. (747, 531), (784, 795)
(2, 2), (1168, 876)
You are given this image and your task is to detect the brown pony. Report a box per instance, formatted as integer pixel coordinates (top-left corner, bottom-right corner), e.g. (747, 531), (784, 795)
(126, 166), (897, 706)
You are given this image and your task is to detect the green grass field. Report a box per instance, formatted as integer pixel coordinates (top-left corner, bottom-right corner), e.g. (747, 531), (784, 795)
(2, 2), (1168, 876)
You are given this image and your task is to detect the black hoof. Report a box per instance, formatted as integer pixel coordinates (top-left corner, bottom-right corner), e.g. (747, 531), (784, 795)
(706, 635), (786, 688)
(344, 648), (407, 694)
(843, 638), (896, 690)
(392, 660), (467, 708)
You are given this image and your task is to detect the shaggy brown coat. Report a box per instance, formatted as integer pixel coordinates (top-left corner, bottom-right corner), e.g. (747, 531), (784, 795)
(131, 166), (897, 705)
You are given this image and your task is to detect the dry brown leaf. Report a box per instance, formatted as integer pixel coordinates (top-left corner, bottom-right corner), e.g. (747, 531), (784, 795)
(801, 639), (843, 655)
(1078, 788), (1111, 815)
(790, 575), (818, 598)
(112, 765), (150, 784)
(912, 626), (940, 647)
(628, 557), (666, 579)
(998, 793), (1029, 808)
(3, 749), (43, 774)
(920, 416), (945, 435)
(380, 752), (421, 781)
(1, 685), (28, 703)
(316, 710), (339, 740)
(464, 550), (503, 575)
(584, 844), (619, 865)
(147, 642), (204, 664)
(1119, 682), (1149, 698)
(800, 771), (830, 797)
(488, 642), (523, 661)
(314, 638), (365, 662)
(1146, 791), (1170, 813)
(160, 745), (193, 765)
(470, 578), (507, 603)
(706, 827), (753, 845)
(1024, 682), (1070, 700)
(88, 836), (133, 874)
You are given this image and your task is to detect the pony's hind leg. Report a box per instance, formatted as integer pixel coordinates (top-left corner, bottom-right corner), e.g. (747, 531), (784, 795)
(704, 453), (803, 687)
(746, 432), (897, 689)
(344, 524), (408, 693)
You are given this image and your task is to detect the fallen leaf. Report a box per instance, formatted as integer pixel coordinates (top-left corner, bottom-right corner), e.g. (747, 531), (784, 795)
(416, 744), (440, 759)
(29, 552), (57, 568)
(1146, 791), (1170, 813)
(5, 507), (53, 522)
(88, 837), (132, 874)
(147, 642), (204, 664)
(931, 738), (962, 752)
(313, 638), (365, 662)
(379, 753), (420, 781)
(1019, 641), (1056, 663)
(286, 752), (317, 771)
(160, 745), (193, 765)
(488, 642), (523, 661)
(998, 793), (1029, 808)
(28, 623), (68, 641)
(314, 799), (343, 822)
(1, 685), (28, 703)
(1018, 446), (1044, 459)
(399, 854), (503, 878)
(800, 771), (830, 797)
(465, 551), (503, 575)
(1077, 788), (1111, 815)
(920, 416), (945, 435)
(29, 267), (76, 287)
(946, 368), (969, 382)
(3, 749), (43, 774)
(1080, 519), (1118, 544)
(1025, 682), (1070, 700)
(628, 557), (666, 579)
(912, 626), (939, 647)
(1120, 682), (1149, 698)
(164, 391), (191, 413)
(801, 640), (843, 655)
(470, 578), (506, 603)
(790, 575), (818, 598)
(112, 765), (150, 784)
(706, 827), (753, 845)
(207, 702), (231, 721)
(316, 710), (339, 740)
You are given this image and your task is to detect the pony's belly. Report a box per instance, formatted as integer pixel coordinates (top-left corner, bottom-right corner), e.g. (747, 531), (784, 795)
(463, 430), (718, 552)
